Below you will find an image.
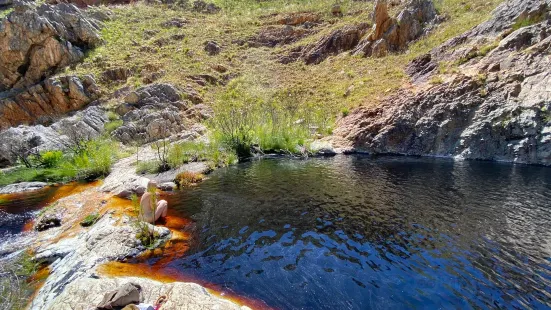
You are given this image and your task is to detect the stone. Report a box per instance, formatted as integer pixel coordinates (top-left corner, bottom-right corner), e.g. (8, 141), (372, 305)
(204, 40), (221, 55)
(101, 67), (132, 82)
(0, 106), (108, 167)
(191, 0), (220, 14)
(34, 214), (62, 231)
(331, 4), (343, 17)
(0, 74), (101, 130)
(0, 3), (102, 92)
(332, 3), (551, 166)
(0, 182), (48, 194)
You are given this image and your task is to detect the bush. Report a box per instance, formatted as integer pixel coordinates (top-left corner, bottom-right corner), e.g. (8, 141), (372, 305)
(174, 171), (205, 188)
(136, 160), (161, 174)
(39, 150), (63, 168)
(104, 120), (124, 134)
(210, 78), (322, 158)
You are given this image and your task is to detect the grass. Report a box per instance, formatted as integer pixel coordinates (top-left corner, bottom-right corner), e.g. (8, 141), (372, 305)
(0, 138), (120, 186)
(0, 251), (44, 310)
(55, 0), (504, 162)
(65, 0), (501, 110)
(80, 212), (100, 227)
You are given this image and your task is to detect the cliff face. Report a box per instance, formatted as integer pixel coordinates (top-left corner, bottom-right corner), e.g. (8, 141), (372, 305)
(0, 2), (102, 130)
(332, 0), (551, 165)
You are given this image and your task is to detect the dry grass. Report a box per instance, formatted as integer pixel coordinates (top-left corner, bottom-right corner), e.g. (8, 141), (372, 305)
(66, 0), (503, 124)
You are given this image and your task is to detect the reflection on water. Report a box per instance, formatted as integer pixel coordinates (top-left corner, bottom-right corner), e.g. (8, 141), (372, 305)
(158, 156), (551, 309)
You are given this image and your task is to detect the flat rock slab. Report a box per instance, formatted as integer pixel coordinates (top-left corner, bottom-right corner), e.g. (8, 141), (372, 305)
(0, 181), (48, 194)
(46, 277), (251, 310)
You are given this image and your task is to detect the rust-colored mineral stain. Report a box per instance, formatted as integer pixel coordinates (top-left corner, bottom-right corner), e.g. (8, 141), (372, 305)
(22, 219), (35, 232)
(45, 180), (103, 205)
(99, 261), (272, 310)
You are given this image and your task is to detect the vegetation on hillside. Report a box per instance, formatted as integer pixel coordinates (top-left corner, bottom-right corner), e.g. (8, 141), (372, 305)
(62, 0), (502, 156)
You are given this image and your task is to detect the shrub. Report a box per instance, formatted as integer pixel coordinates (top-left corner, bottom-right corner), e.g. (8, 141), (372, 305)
(136, 160), (161, 174)
(39, 151), (63, 168)
(104, 120), (124, 134)
(341, 107), (350, 117)
(174, 171), (205, 188)
(80, 212), (100, 227)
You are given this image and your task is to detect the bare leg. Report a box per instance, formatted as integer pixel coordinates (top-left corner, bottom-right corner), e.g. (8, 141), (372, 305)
(155, 200), (168, 221)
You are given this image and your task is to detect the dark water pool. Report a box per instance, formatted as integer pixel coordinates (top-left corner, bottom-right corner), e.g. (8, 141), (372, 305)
(161, 155), (551, 309)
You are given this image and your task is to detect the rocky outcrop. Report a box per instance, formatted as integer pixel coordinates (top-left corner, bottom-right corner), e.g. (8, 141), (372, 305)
(112, 83), (209, 144)
(352, 0), (438, 57)
(0, 106), (108, 167)
(332, 0), (551, 166)
(0, 2), (102, 92)
(281, 0), (438, 64)
(280, 23), (370, 64)
(244, 25), (317, 48)
(30, 212), (171, 309)
(0, 75), (100, 130)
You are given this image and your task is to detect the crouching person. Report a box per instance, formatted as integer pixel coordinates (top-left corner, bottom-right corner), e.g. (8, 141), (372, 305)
(139, 180), (168, 224)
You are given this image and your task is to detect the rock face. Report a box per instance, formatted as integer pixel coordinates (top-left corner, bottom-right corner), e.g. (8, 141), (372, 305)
(113, 83), (208, 144)
(352, 0), (437, 57)
(332, 0), (551, 166)
(0, 106), (108, 167)
(0, 2), (102, 92)
(281, 0), (437, 64)
(0, 75), (100, 130)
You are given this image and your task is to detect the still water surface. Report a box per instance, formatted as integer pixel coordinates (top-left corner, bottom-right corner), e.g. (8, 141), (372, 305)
(162, 155), (551, 309)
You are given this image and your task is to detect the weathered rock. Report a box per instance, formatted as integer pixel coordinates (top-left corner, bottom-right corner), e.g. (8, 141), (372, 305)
(332, 2), (551, 166)
(280, 0), (438, 64)
(281, 23), (370, 65)
(101, 67), (131, 82)
(112, 84), (199, 144)
(30, 213), (171, 309)
(0, 106), (108, 167)
(0, 182), (48, 194)
(34, 214), (62, 231)
(0, 3), (102, 91)
(351, 0), (437, 57)
(191, 0), (220, 14)
(204, 40), (221, 55)
(245, 25), (317, 48)
(161, 17), (187, 28)
(43, 277), (250, 310)
(0, 73), (101, 130)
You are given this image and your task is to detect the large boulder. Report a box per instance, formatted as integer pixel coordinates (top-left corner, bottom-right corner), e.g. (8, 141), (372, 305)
(0, 75), (100, 130)
(0, 105), (108, 167)
(0, 2), (102, 92)
(332, 0), (551, 166)
(351, 0), (438, 57)
(112, 83), (208, 144)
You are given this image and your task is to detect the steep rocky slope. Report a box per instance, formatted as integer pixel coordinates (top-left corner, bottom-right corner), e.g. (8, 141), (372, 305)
(0, 2), (102, 129)
(332, 0), (551, 165)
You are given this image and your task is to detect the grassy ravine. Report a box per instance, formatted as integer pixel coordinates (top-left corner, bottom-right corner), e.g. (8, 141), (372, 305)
(63, 0), (501, 155)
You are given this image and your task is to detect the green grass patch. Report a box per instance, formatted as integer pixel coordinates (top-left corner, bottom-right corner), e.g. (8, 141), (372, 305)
(80, 212), (100, 227)
(1, 138), (120, 186)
